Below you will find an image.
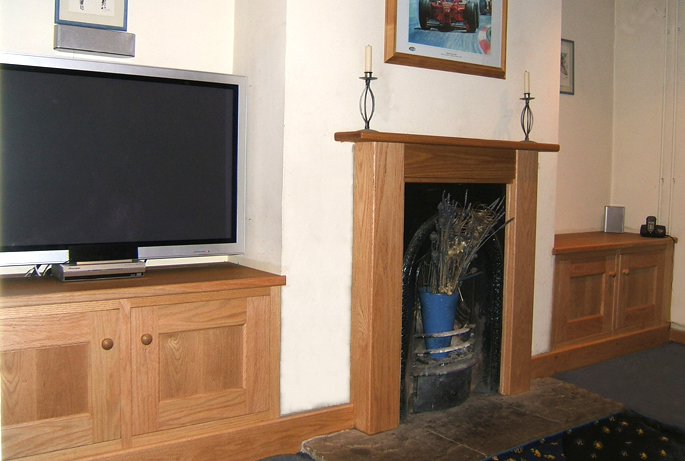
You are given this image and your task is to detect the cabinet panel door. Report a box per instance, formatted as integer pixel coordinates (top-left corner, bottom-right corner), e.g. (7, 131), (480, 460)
(131, 295), (272, 435)
(552, 254), (616, 346)
(0, 309), (120, 459)
(615, 249), (664, 330)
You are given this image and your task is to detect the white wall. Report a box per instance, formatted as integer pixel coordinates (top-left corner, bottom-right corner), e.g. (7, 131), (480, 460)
(1, 0), (563, 414)
(274, 0), (561, 412)
(611, 0), (684, 327)
(555, 0), (615, 233)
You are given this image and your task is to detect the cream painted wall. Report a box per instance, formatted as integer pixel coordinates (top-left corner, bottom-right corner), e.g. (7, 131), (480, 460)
(612, 0), (670, 231)
(555, 0), (615, 233)
(0, 1), (234, 72)
(275, 0), (561, 412)
(1, 0), (563, 414)
(612, 0), (684, 327)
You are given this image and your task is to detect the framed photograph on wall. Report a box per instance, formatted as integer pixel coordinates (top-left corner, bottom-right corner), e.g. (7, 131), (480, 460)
(385, 0), (507, 78)
(560, 39), (574, 94)
(56, 0), (128, 31)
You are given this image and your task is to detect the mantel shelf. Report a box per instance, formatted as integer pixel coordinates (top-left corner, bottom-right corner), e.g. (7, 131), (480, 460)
(334, 130), (560, 153)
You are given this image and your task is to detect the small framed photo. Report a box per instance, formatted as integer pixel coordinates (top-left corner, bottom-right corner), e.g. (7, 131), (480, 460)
(56, 0), (128, 31)
(560, 39), (574, 95)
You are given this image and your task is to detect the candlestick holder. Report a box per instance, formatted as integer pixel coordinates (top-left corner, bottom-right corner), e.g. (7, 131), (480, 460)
(520, 93), (534, 141)
(359, 71), (377, 131)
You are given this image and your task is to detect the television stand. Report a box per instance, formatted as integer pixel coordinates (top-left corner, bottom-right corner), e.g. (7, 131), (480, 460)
(52, 259), (146, 281)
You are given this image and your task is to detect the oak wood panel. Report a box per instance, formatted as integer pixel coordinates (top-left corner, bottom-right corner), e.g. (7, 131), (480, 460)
(246, 295), (272, 414)
(500, 150), (538, 395)
(90, 309), (121, 443)
(0, 263), (285, 309)
(351, 141), (404, 434)
(615, 249), (664, 329)
(158, 389), (247, 431)
(19, 404), (353, 461)
(335, 130), (560, 153)
(158, 327), (243, 400)
(404, 144), (516, 183)
(553, 231), (674, 255)
(1, 308), (121, 458)
(131, 305), (159, 436)
(531, 323), (670, 378)
(156, 298), (247, 332)
(268, 286), (282, 419)
(2, 414), (94, 459)
(551, 254), (616, 347)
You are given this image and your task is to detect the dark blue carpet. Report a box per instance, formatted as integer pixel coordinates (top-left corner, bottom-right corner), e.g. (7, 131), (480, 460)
(554, 341), (685, 429)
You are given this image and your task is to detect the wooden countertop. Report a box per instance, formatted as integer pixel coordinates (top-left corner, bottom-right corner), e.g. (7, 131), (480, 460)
(0, 262), (285, 308)
(334, 130), (560, 152)
(553, 231), (676, 255)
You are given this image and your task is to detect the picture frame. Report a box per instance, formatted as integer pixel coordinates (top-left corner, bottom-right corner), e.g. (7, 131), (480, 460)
(560, 39), (574, 95)
(384, 0), (507, 78)
(55, 0), (128, 31)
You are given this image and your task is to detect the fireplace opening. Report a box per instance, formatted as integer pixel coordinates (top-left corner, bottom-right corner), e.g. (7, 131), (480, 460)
(401, 183), (505, 419)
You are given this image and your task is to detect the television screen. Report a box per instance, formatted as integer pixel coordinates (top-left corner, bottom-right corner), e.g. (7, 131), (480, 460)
(0, 53), (246, 266)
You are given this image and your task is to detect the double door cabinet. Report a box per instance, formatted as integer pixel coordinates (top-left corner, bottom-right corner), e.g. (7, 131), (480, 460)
(552, 232), (674, 349)
(0, 263), (284, 460)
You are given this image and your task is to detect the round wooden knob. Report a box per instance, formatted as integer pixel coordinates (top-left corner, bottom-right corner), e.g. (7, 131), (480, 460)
(101, 338), (114, 350)
(623, 269), (630, 276)
(141, 334), (153, 346)
(608, 271), (617, 278)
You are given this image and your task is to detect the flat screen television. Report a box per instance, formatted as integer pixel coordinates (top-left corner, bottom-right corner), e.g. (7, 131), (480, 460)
(0, 53), (246, 269)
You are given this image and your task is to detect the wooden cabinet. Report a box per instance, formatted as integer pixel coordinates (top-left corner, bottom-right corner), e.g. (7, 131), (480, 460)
(0, 263), (284, 460)
(551, 232), (673, 349)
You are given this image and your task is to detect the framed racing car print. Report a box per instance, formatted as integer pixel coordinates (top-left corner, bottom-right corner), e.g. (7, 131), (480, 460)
(385, 0), (507, 78)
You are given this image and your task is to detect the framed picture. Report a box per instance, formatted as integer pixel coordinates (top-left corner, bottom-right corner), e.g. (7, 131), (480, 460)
(560, 39), (574, 95)
(56, 0), (128, 31)
(385, 0), (507, 78)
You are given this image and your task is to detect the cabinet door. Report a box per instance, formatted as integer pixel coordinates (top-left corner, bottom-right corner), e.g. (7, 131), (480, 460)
(615, 248), (665, 330)
(552, 253), (617, 347)
(0, 307), (121, 459)
(131, 289), (273, 435)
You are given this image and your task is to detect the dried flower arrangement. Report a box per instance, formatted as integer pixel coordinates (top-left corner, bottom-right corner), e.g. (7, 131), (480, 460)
(420, 192), (512, 296)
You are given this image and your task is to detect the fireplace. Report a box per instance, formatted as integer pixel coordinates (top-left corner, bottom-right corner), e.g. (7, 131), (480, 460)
(401, 183), (506, 418)
(335, 130), (559, 435)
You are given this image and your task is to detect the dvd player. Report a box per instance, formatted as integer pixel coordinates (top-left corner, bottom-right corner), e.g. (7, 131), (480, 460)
(52, 260), (146, 281)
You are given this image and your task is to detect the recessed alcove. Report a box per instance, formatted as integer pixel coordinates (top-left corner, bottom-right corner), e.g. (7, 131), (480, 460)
(335, 130), (560, 435)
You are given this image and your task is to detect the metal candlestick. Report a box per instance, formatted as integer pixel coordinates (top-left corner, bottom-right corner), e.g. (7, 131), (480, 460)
(359, 71), (377, 130)
(520, 93), (534, 141)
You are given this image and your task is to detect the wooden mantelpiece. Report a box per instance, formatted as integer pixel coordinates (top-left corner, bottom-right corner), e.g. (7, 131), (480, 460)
(336, 131), (560, 434)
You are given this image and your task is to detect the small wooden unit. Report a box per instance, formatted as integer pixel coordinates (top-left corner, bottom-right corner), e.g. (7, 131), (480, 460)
(0, 263), (285, 460)
(551, 232), (674, 348)
(532, 232), (674, 378)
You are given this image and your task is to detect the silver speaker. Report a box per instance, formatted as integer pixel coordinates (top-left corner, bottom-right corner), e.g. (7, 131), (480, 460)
(604, 206), (625, 233)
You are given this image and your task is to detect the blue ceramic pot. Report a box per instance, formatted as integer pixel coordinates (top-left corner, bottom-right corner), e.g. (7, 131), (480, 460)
(418, 289), (459, 358)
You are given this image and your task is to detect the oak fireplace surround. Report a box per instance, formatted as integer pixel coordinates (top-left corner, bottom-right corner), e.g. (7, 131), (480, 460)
(335, 131), (560, 435)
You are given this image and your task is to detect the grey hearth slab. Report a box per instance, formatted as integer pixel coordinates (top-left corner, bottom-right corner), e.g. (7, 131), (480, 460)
(301, 378), (624, 461)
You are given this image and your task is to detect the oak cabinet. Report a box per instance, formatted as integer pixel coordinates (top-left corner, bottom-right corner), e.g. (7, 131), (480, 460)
(552, 232), (673, 349)
(0, 263), (284, 460)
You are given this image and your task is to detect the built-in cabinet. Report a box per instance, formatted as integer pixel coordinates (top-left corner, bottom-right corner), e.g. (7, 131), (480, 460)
(0, 263), (284, 460)
(551, 232), (674, 349)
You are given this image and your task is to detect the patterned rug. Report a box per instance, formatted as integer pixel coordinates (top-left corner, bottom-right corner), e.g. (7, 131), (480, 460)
(484, 410), (685, 460)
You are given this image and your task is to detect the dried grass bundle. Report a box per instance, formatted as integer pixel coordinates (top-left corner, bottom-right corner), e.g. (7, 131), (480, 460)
(420, 192), (512, 295)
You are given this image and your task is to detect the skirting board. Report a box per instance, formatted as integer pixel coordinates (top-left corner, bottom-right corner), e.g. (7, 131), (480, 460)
(671, 325), (685, 344)
(27, 404), (354, 461)
(531, 323), (671, 378)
